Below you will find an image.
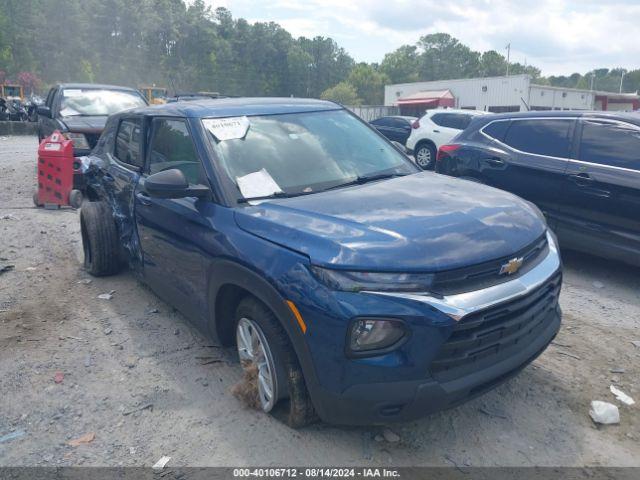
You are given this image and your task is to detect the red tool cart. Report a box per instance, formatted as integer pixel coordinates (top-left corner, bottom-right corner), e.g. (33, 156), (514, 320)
(33, 131), (83, 209)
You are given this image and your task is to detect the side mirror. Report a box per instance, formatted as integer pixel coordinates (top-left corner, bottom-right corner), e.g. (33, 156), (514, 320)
(144, 169), (209, 199)
(37, 105), (52, 118)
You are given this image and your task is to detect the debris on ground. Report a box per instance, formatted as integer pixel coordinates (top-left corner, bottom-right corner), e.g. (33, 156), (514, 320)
(631, 341), (640, 348)
(123, 403), (154, 416)
(152, 455), (171, 469)
(610, 367), (626, 374)
(196, 356), (224, 365)
(124, 356), (138, 369)
(589, 401), (620, 425)
(592, 281), (605, 289)
(103, 328), (112, 335)
(67, 432), (95, 447)
(146, 308), (159, 314)
(610, 385), (635, 406)
(0, 430), (26, 444)
(76, 279), (92, 285)
(554, 350), (581, 360)
(0, 264), (15, 275)
(230, 362), (260, 410)
(97, 291), (115, 300)
(478, 406), (509, 419)
(53, 372), (64, 384)
(382, 428), (400, 443)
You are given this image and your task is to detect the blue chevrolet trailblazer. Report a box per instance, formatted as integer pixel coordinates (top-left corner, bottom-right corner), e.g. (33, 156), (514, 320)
(80, 98), (562, 426)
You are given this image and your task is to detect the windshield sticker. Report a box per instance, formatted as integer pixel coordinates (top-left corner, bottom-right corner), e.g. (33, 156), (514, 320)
(203, 116), (250, 141)
(63, 89), (83, 97)
(236, 168), (283, 200)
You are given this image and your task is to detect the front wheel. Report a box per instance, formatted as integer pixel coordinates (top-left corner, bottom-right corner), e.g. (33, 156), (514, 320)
(414, 143), (436, 170)
(233, 297), (317, 427)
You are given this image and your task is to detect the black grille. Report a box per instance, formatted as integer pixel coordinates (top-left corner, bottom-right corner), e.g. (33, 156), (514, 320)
(430, 270), (562, 383)
(431, 234), (549, 295)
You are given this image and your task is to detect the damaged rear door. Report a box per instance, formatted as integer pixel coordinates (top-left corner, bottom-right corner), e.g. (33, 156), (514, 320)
(104, 115), (146, 269)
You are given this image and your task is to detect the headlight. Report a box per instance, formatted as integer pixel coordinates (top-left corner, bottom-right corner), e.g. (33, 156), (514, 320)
(311, 266), (433, 292)
(64, 132), (90, 150)
(348, 318), (407, 354)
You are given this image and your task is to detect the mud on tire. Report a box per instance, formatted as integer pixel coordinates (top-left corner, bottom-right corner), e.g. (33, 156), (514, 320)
(234, 296), (318, 428)
(80, 201), (122, 276)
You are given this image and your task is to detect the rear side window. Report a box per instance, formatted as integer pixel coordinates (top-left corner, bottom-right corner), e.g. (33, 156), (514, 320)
(370, 118), (388, 127)
(482, 120), (510, 142)
(503, 119), (574, 158)
(432, 113), (472, 130)
(148, 119), (207, 184)
(580, 120), (640, 170)
(114, 118), (143, 167)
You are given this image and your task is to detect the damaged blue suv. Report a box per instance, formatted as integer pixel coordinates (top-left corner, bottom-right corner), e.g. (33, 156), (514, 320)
(80, 98), (562, 426)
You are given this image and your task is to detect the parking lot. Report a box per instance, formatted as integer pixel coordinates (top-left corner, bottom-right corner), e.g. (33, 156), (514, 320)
(1, 134), (639, 467)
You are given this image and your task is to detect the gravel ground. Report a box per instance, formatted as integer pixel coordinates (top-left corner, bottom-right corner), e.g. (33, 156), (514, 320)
(1, 135), (639, 467)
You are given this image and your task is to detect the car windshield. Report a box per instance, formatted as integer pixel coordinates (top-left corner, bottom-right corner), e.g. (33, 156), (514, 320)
(204, 109), (417, 200)
(60, 89), (146, 117)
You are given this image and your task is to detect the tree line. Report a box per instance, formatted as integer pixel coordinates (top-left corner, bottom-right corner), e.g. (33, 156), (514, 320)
(0, 0), (638, 105)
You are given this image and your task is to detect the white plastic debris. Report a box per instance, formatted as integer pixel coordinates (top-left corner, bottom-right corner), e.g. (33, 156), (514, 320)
(592, 281), (604, 289)
(152, 455), (171, 470)
(610, 385), (635, 406)
(589, 400), (620, 425)
(632, 341), (640, 348)
(98, 293), (113, 300)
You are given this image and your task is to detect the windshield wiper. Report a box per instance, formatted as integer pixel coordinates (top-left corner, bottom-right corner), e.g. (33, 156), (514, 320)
(323, 172), (409, 192)
(237, 190), (318, 203)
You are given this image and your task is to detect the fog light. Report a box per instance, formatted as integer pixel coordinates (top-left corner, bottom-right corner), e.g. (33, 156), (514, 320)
(348, 318), (407, 354)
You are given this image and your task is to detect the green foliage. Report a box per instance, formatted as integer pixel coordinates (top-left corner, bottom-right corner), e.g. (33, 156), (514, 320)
(320, 82), (361, 105)
(0, 0), (638, 99)
(347, 63), (388, 104)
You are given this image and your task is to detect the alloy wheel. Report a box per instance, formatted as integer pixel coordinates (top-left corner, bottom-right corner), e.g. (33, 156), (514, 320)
(415, 147), (432, 169)
(236, 317), (279, 412)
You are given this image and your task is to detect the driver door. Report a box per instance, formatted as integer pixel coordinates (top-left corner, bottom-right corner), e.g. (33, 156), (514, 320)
(135, 117), (218, 326)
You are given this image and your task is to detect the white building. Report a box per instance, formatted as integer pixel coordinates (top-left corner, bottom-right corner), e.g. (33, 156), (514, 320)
(384, 74), (640, 116)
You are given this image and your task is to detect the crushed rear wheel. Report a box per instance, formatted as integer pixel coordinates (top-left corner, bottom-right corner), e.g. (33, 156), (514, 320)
(80, 201), (122, 276)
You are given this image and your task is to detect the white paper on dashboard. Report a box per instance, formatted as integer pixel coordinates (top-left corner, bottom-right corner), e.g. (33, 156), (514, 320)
(63, 89), (83, 97)
(236, 168), (283, 199)
(202, 116), (250, 141)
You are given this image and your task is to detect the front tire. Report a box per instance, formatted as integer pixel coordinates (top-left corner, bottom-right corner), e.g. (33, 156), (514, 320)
(80, 201), (122, 276)
(234, 296), (317, 427)
(414, 143), (436, 170)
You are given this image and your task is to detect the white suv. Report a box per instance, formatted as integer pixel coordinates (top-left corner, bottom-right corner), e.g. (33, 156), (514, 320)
(406, 109), (489, 169)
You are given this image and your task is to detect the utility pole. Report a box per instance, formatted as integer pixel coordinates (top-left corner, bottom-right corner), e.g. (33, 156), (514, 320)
(505, 43), (511, 76)
(590, 73), (595, 91)
(619, 70), (626, 93)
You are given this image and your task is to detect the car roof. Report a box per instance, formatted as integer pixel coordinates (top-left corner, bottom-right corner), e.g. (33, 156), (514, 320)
(57, 83), (140, 92)
(475, 110), (640, 126)
(426, 108), (488, 116)
(123, 97), (343, 118)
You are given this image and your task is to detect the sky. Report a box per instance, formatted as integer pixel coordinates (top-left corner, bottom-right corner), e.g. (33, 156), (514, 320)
(207, 0), (640, 76)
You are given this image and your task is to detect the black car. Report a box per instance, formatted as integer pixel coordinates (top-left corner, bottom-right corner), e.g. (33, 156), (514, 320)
(436, 111), (640, 266)
(369, 115), (417, 145)
(37, 83), (148, 156)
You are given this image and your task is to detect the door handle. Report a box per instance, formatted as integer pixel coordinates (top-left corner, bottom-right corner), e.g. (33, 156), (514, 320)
(569, 173), (594, 186)
(433, 129), (440, 133)
(484, 157), (505, 167)
(135, 191), (151, 206)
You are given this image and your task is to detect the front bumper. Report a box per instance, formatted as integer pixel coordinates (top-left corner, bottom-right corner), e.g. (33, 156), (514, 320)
(306, 232), (562, 425)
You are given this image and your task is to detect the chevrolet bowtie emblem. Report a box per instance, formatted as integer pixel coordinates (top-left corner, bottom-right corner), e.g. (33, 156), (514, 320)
(500, 257), (524, 275)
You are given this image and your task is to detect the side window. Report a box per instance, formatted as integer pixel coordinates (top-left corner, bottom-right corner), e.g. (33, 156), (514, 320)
(147, 119), (206, 184)
(483, 120), (511, 142)
(389, 118), (408, 129)
(503, 119), (574, 158)
(370, 118), (386, 127)
(114, 118), (143, 167)
(580, 120), (640, 170)
(456, 114), (473, 130)
(431, 113), (456, 128)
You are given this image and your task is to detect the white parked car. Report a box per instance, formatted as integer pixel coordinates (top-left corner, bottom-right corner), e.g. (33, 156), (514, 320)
(406, 109), (490, 169)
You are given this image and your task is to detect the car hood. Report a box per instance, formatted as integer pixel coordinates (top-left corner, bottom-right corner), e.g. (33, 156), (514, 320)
(234, 172), (546, 272)
(60, 116), (107, 132)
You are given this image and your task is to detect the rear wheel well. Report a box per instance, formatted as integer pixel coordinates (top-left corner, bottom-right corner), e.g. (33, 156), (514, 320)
(214, 284), (253, 346)
(415, 139), (436, 152)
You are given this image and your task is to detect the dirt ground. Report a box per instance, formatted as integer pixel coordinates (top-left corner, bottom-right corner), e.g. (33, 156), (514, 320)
(1, 135), (639, 467)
